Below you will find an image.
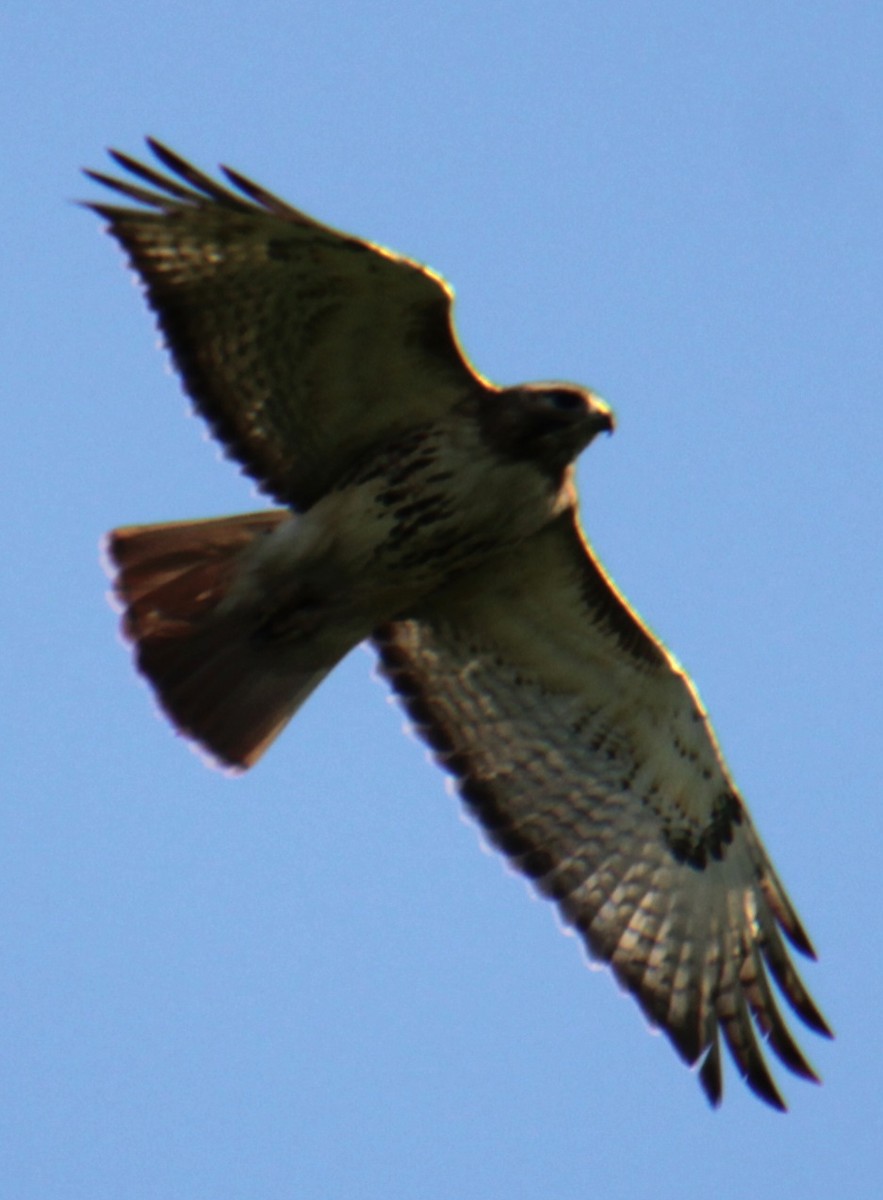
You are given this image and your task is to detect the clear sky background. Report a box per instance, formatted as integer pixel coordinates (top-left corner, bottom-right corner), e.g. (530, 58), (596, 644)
(3, 3), (882, 1197)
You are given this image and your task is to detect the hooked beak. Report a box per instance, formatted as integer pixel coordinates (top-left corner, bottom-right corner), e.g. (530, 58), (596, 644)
(589, 393), (616, 436)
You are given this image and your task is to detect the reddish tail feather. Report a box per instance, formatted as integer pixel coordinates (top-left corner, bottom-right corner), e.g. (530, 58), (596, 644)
(107, 510), (337, 770)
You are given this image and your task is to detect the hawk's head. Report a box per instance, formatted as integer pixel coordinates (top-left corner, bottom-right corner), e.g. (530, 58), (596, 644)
(481, 383), (614, 478)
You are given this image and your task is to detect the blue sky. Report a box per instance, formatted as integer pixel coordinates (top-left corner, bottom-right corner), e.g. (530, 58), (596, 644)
(4, 3), (882, 1196)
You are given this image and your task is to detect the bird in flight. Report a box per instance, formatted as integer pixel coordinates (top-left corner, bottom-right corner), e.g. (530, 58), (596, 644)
(85, 139), (831, 1110)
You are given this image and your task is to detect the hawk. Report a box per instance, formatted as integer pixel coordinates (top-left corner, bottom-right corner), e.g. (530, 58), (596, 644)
(85, 140), (831, 1110)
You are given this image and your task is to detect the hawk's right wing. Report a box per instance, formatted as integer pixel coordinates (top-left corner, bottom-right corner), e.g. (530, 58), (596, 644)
(84, 140), (491, 509)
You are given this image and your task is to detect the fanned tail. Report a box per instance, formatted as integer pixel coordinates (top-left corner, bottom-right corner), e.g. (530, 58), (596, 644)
(107, 510), (341, 770)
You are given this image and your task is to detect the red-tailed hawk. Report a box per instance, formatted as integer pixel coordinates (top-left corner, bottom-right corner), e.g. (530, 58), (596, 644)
(86, 140), (831, 1110)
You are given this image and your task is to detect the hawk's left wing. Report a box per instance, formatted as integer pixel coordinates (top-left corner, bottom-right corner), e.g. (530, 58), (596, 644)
(373, 510), (831, 1109)
(84, 141), (490, 509)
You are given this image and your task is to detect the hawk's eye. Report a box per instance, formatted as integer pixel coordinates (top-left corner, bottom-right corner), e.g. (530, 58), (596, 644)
(540, 389), (584, 412)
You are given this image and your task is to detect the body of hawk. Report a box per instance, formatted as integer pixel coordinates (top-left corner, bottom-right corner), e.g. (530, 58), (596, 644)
(86, 140), (831, 1110)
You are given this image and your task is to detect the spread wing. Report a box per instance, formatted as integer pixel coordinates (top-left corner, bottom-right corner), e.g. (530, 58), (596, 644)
(84, 140), (489, 509)
(373, 510), (832, 1109)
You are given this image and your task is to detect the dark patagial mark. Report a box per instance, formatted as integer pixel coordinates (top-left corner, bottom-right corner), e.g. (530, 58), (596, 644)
(404, 297), (467, 382)
(578, 550), (667, 668)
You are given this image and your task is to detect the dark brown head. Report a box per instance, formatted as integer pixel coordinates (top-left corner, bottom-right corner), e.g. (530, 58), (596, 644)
(479, 382), (614, 477)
